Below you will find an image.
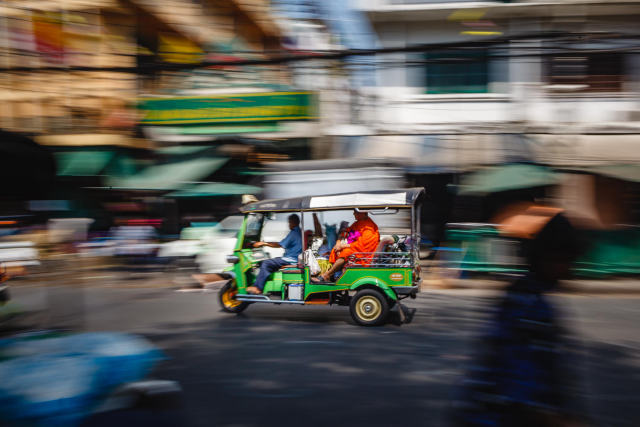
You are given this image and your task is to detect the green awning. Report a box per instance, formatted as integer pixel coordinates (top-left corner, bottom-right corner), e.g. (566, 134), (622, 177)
(106, 157), (228, 191)
(166, 182), (262, 198)
(156, 146), (212, 155)
(55, 151), (115, 176)
(458, 164), (559, 195)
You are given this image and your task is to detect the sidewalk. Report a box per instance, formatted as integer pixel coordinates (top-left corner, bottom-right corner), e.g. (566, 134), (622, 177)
(7, 257), (640, 296)
(421, 275), (640, 295)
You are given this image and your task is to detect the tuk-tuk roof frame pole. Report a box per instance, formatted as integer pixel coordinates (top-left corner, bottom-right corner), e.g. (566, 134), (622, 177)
(413, 202), (422, 265)
(299, 210), (305, 265)
(411, 204), (416, 263)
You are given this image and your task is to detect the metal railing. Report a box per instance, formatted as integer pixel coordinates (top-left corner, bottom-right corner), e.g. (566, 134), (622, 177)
(345, 252), (413, 268)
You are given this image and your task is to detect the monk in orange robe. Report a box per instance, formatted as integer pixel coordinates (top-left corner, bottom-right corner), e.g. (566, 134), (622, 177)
(315, 210), (379, 282)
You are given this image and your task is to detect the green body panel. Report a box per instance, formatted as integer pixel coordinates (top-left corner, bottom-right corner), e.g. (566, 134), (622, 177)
(232, 213), (265, 294)
(262, 272), (282, 293)
(303, 283), (350, 299)
(341, 268), (407, 301)
(238, 250), (255, 273)
(337, 268), (412, 287)
(231, 247), (257, 293)
(234, 216), (249, 252)
(283, 275), (303, 282)
(351, 279), (396, 301)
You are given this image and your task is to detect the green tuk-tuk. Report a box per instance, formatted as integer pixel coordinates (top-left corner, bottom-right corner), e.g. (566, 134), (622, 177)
(218, 188), (425, 326)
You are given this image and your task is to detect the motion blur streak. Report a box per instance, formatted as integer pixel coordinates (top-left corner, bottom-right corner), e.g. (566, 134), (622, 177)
(0, 0), (640, 426)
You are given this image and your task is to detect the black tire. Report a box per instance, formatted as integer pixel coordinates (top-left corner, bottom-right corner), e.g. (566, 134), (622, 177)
(218, 281), (249, 314)
(349, 289), (389, 326)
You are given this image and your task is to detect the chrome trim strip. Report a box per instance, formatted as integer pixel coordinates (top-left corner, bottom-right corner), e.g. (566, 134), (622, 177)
(236, 295), (306, 304)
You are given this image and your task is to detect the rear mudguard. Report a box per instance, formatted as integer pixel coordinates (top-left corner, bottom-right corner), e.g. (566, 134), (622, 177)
(349, 278), (397, 301)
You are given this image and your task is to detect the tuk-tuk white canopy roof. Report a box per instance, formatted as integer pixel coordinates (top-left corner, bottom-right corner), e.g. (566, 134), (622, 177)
(241, 188), (425, 213)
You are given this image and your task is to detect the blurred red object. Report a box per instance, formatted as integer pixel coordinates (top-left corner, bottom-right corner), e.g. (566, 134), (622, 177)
(125, 219), (162, 226)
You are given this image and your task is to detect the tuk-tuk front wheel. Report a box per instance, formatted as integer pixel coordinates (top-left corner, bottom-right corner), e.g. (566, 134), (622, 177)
(219, 281), (249, 314)
(350, 289), (389, 326)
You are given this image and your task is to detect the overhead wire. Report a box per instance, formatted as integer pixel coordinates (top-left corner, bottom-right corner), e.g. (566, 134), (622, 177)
(1, 30), (640, 72)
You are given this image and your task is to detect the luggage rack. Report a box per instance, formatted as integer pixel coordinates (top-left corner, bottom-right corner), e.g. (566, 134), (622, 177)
(345, 252), (412, 268)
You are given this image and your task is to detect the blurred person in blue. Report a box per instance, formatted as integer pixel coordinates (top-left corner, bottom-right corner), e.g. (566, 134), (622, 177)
(247, 214), (302, 295)
(452, 203), (585, 427)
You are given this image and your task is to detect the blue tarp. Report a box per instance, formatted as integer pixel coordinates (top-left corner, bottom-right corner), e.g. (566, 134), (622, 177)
(0, 332), (162, 427)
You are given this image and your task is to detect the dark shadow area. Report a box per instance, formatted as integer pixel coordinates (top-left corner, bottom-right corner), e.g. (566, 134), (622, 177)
(139, 297), (492, 427)
(579, 341), (640, 427)
(0, 130), (56, 201)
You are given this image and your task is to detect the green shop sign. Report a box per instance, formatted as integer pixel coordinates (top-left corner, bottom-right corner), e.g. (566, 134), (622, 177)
(139, 91), (317, 125)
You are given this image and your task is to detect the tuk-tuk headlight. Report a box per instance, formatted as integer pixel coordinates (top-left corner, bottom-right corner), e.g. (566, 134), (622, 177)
(226, 255), (239, 264)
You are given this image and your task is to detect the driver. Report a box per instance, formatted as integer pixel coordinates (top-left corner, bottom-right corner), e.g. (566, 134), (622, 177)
(246, 214), (302, 295)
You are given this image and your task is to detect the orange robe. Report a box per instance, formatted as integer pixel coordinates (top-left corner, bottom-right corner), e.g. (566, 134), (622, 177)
(329, 217), (380, 266)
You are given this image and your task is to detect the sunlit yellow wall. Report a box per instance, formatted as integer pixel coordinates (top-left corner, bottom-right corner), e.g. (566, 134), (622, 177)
(0, 0), (283, 141)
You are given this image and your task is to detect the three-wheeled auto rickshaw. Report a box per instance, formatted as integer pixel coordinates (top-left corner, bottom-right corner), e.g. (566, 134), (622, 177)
(218, 188), (424, 326)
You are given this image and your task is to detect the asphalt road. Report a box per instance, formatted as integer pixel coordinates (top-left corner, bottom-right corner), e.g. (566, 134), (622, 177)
(6, 284), (640, 427)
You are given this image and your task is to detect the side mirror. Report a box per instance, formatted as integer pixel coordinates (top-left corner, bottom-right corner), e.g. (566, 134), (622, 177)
(226, 255), (240, 264)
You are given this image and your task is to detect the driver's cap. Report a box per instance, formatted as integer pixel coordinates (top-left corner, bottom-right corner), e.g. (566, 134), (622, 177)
(242, 194), (259, 205)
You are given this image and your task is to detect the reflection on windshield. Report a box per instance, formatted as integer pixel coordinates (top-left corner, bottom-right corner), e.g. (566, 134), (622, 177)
(244, 214), (264, 243)
(219, 215), (244, 232)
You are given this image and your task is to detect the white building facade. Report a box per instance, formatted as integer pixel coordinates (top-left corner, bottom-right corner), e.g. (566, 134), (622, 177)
(352, 0), (640, 169)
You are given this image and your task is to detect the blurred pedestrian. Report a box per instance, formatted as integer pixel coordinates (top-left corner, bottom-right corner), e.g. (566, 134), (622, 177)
(452, 203), (585, 427)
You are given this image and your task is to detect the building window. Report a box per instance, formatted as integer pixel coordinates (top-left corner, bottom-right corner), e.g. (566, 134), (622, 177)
(546, 53), (624, 92)
(426, 50), (489, 94)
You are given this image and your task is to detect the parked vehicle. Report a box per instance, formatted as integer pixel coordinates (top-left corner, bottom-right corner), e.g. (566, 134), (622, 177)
(157, 225), (217, 260)
(111, 225), (159, 261)
(218, 188), (425, 326)
(0, 264), (9, 305)
(195, 216), (246, 273)
(77, 226), (159, 261)
(160, 215), (245, 273)
(0, 241), (39, 270)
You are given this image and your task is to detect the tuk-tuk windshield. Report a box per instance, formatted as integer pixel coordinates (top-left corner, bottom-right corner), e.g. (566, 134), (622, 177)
(243, 213), (264, 246)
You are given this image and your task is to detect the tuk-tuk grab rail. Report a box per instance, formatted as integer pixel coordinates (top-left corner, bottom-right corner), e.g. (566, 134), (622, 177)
(345, 252), (413, 268)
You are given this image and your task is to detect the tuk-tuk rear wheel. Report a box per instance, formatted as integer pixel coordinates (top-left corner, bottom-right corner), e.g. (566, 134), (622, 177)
(349, 289), (389, 326)
(219, 280), (249, 314)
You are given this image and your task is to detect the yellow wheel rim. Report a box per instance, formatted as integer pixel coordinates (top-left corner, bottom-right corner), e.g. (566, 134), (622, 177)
(222, 286), (241, 308)
(355, 296), (382, 321)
